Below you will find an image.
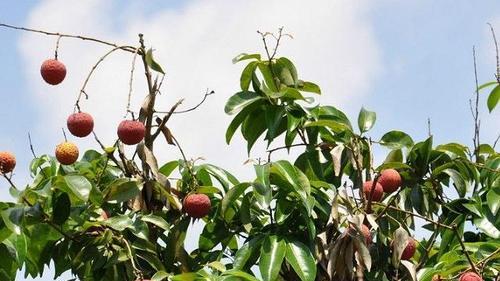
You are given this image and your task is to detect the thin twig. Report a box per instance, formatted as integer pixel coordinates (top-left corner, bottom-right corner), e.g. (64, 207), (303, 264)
(487, 23), (500, 82)
(151, 99), (184, 142)
(472, 46), (481, 166)
(125, 46), (140, 118)
(54, 35), (62, 60)
(75, 46), (126, 112)
(373, 203), (454, 230)
(267, 143), (308, 162)
(91, 131), (129, 176)
(61, 128), (68, 142)
(452, 224), (478, 274)
(493, 133), (500, 149)
(427, 118), (432, 137)
(155, 89), (215, 114)
(0, 23), (136, 53)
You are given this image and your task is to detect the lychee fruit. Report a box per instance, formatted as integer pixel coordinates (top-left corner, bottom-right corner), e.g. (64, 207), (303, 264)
(67, 112), (94, 137)
(459, 272), (483, 281)
(40, 59), (66, 85)
(55, 142), (79, 165)
(117, 120), (145, 145)
(378, 169), (402, 193)
(0, 151), (16, 174)
(183, 193), (211, 218)
(363, 180), (384, 202)
(349, 224), (372, 245)
(400, 237), (417, 260)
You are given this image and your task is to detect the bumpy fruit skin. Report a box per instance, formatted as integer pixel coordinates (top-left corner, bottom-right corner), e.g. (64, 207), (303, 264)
(401, 238), (417, 260)
(0, 151), (16, 174)
(55, 142), (79, 165)
(363, 180), (384, 202)
(183, 193), (211, 218)
(117, 120), (145, 145)
(67, 112), (94, 137)
(40, 59), (66, 85)
(378, 169), (402, 193)
(459, 272), (483, 281)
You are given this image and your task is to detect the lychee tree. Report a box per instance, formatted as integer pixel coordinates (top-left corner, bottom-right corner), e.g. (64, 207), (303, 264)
(0, 24), (499, 281)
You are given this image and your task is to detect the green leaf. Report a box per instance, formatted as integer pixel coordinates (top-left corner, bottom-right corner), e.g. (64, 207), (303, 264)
(271, 160), (311, 203)
(259, 235), (286, 281)
(357, 107), (376, 133)
(376, 162), (412, 171)
(473, 215), (500, 239)
(226, 99), (264, 144)
(222, 269), (260, 281)
(233, 236), (263, 270)
(1, 207), (23, 235)
(232, 53), (261, 64)
(159, 160), (179, 177)
(478, 81), (498, 91)
(64, 175), (92, 202)
(380, 131), (414, 149)
(253, 164), (272, 206)
(258, 62), (278, 92)
(298, 81), (321, 94)
(145, 48), (165, 74)
(221, 182), (252, 216)
(487, 84), (500, 112)
(103, 215), (133, 231)
(441, 169), (468, 197)
(305, 120), (351, 133)
(52, 192), (70, 225)
(240, 61), (259, 91)
(285, 240), (316, 281)
(105, 179), (141, 202)
(151, 270), (169, 281)
(225, 91), (262, 115)
(141, 214), (169, 231)
(276, 57), (298, 86)
(487, 188), (500, 216)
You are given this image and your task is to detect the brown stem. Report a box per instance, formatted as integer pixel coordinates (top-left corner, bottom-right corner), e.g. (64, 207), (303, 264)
(75, 46), (128, 112)
(373, 203), (453, 230)
(138, 34), (156, 151)
(0, 23), (136, 53)
(151, 99), (184, 142)
(452, 225), (478, 274)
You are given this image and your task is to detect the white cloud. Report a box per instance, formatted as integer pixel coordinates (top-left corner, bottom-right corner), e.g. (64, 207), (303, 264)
(18, 0), (381, 280)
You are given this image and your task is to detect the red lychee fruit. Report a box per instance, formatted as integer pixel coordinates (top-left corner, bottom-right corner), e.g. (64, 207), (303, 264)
(55, 142), (79, 165)
(40, 59), (66, 85)
(378, 169), (402, 193)
(0, 151), (16, 174)
(183, 193), (211, 218)
(117, 120), (145, 145)
(350, 224), (372, 245)
(459, 272), (483, 281)
(67, 112), (94, 137)
(400, 237), (417, 260)
(363, 180), (384, 202)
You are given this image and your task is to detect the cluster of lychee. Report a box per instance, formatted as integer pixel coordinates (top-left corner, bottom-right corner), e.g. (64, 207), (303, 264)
(350, 224), (417, 261)
(363, 168), (402, 202)
(40, 57), (212, 220)
(39, 59), (146, 166)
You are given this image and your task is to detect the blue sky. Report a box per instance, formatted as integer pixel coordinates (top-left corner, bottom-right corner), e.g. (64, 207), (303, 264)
(1, 1), (499, 280)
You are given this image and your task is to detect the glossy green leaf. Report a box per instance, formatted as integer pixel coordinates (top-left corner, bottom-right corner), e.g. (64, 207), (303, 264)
(380, 131), (414, 149)
(105, 179), (140, 202)
(222, 269), (260, 281)
(232, 53), (261, 64)
(487, 84), (500, 112)
(64, 175), (92, 202)
(487, 188), (500, 215)
(159, 160), (179, 177)
(151, 270), (169, 281)
(298, 81), (321, 94)
(103, 215), (133, 231)
(221, 182), (252, 216)
(285, 240), (316, 281)
(233, 236), (263, 270)
(478, 81), (498, 91)
(241, 61), (259, 91)
(226, 99), (264, 144)
(145, 48), (165, 74)
(225, 91), (262, 115)
(141, 214), (169, 231)
(259, 235), (286, 281)
(258, 62), (278, 92)
(357, 107), (376, 133)
(305, 120), (351, 133)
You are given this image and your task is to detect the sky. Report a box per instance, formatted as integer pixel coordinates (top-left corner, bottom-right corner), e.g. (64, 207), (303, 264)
(0, 1), (499, 280)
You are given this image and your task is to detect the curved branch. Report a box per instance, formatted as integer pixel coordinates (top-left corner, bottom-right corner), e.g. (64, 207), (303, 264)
(0, 23), (136, 53)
